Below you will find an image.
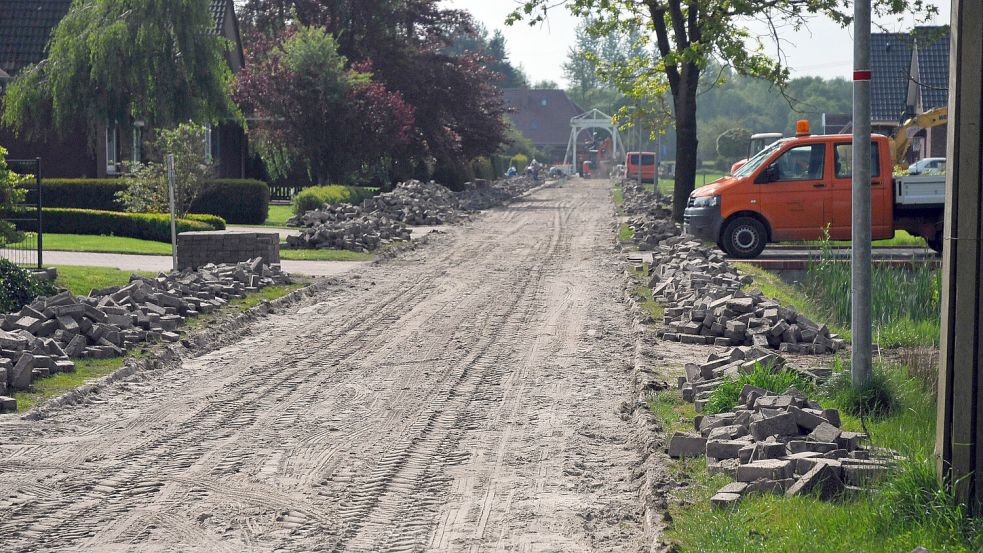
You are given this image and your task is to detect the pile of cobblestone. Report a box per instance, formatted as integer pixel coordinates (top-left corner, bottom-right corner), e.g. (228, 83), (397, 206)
(651, 237), (844, 354)
(668, 349), (893, 506)
(0, 259), (289, 413)
(285, 216), (411, 252)
(621, 181), (670, 216)
(287, 177), (541, 252)
(626, 215), (681, 250)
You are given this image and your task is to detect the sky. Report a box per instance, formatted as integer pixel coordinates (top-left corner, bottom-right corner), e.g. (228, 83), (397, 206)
(445, 0), (951, 87)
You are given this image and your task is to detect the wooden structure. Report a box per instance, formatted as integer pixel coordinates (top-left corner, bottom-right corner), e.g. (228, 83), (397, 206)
(935, 0), (983, 513)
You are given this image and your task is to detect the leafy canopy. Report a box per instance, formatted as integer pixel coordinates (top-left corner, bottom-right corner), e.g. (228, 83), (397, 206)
(233, 26), (415, 184)
(2, 0), (235, 139)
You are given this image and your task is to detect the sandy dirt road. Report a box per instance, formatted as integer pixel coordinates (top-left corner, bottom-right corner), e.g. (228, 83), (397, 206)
(0, 179), (650, 552)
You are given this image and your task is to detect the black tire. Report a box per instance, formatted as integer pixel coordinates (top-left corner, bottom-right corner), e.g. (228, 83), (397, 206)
(722, 216), (768, 259)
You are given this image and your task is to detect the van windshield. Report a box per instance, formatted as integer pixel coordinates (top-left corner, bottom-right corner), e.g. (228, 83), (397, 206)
(628, 154), (656, 165)
(734, 141), (782, 178)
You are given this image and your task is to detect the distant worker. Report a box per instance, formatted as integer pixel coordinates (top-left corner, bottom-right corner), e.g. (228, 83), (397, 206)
(506, 165), (517, 178)
(582, 160), (592, 178)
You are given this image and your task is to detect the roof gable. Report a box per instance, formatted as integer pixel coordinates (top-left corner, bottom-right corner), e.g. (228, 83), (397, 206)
(502, 89), (585, 146)
(0, 0), (240, 75)
(0, 0), (72, 75)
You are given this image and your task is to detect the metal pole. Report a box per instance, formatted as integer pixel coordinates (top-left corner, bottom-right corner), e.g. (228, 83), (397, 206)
(851, 0), (873, 387)
(166, 154), (178, 272)
(936, 0), (983, 512)
(638, 121), (643, 186)
(35, 158), (42, 270)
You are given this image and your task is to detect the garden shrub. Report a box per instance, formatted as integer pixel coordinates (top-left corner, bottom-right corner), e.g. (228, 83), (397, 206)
(510, 153), (530, 172)
(0, 258), (56, 312)
(13, 208), (214, 243)
(189, 179), (270, 225)
(184, 213), (226, 230)
(291, 185), (378, 215)
(25, 178), (270, 225)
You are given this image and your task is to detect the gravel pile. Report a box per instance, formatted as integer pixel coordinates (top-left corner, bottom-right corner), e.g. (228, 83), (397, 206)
(668, 349), (894, 506)
(0, 259), (289, 413)
(650, 237), (844, 354)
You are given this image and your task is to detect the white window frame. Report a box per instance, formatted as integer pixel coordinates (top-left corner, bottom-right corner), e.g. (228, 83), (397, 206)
(106, 121), (118, 175)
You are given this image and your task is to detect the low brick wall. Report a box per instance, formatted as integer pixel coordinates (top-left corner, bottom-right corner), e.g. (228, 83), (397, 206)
(177, 231), (280, 270)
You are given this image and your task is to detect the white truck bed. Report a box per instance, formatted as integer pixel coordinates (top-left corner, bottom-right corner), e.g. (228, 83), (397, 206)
(895, 174), (946, 206)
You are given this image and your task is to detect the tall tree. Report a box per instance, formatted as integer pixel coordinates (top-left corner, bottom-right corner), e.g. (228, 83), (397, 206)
(234, 27), (414, 184)
(240, 0), (509, 186)
(3, 0), (234, 139)
(511, 0), (938, 221)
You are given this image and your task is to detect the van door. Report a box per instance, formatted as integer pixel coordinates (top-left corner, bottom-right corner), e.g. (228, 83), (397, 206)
(830, 142), (892, 240)
(755, 143), (830, 241)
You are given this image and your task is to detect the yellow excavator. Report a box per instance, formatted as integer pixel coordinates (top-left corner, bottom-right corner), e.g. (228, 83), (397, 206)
(889, 106), (948, 166)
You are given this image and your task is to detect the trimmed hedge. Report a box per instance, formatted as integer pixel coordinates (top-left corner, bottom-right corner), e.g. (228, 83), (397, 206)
(13, 208), (216, 243)
(190, 179), (269, 225)
(185, 213), (226, 230)
(291, 185), (379, 215)
(25, 178), (270, 225)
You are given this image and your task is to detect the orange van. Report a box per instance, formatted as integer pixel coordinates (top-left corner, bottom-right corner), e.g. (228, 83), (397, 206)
(625, 152), (657, 184)
(683, 131), (946, 258)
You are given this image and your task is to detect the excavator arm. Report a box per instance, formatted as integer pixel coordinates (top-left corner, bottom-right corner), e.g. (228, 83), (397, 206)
(890, 106), (949, 165)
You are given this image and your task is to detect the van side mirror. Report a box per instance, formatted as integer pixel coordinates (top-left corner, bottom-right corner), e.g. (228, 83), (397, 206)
(756, 164), (778, 184)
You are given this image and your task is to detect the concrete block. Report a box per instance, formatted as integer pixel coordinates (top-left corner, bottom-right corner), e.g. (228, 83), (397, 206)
(667, 432), (707, 458)
(808, 422), (842, 444)
(706, 440), (749, 460)
(749, 412), (799, 440)
(737, 459), (794, 482)
(786, 462), (844, 500)
(710, 492), (742, 509)
(11, 353), (34, 389)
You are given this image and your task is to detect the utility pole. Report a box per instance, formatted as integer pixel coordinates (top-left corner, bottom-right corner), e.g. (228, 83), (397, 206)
(638, 119), (643, 187)
(166, 154), (178, 272)
(936, 0), (983, 514)
(851, 0), (873, 387)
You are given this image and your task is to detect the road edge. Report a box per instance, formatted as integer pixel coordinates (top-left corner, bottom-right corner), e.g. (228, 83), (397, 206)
(622, 257), (676, 553)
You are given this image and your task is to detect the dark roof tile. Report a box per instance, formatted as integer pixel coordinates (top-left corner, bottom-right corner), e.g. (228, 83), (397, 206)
(870, 32), (914, 121)
(0, 0), (230, 75)
(913, 27), (949, 110)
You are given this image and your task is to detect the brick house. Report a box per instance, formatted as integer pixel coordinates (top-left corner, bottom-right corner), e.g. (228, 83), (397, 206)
(0, 0), (248, 178)
(502, 89), (584, 163)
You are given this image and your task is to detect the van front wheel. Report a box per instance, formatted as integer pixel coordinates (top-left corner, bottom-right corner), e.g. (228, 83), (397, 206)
(722, 217), (767, 259)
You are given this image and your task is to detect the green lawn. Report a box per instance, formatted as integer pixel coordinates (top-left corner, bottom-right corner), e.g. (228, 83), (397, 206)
(56, 266), (155, 296)
(8, 232), (372, 262)
(263, 205), (293, 227)
(11, 233), (172, 255)
(280, 249), (373, 262)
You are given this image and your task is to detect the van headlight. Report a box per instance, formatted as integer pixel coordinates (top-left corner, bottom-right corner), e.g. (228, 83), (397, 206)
(691, 195), (720, 208)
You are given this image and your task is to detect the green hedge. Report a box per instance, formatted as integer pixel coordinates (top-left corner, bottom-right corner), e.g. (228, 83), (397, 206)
(292, 185), (379, 215)
(25, 178), (269, 225)
(191, 179), (269, 225)
(13, 208), (216, 243)
(185, 213), (226, 230)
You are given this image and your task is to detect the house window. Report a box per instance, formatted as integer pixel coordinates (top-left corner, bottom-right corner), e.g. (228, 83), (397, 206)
(106, 122), (118, 175)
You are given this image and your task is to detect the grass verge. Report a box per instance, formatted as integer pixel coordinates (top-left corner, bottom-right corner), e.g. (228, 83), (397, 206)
(14, 280), (309, 413)
(619, 223), (635, 243)
(279, 249), (374, 262)
(56, 266), (156, 296)
(651, 362), (983, 553)
(8, 232), (373, 263)
(733, 262), (848, 340)
(629, 265), (664, 321)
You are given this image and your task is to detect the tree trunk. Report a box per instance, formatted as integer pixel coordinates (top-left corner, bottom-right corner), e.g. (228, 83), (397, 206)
(671, 62), (700, 222)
